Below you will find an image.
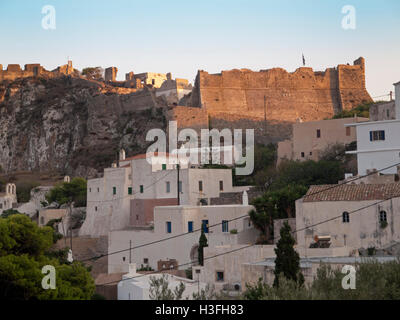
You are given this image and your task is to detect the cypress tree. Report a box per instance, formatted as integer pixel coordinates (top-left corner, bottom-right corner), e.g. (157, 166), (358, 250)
(198, 229), (208, 266)
(273, 221), (304, 287)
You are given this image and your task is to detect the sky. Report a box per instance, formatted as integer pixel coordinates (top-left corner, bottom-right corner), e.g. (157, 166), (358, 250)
(0, 0), (399, 99)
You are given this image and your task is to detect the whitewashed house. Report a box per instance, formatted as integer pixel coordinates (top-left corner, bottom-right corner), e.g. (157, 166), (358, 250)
(0, 183), (17, 215)
(345, 81), (400, 175)
(80, 151), (250, 237)
(117, 264), (207, 300)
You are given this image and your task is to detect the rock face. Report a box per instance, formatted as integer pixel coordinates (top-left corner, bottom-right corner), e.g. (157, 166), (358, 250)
(0, 76), (167, 177)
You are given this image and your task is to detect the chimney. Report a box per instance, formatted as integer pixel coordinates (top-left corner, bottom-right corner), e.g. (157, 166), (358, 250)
(119, 149), (126, 161)
(394, 82), (400, 120)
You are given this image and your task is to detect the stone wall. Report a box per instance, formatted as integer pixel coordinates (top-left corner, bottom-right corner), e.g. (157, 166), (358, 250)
(188, 58), (372, 125)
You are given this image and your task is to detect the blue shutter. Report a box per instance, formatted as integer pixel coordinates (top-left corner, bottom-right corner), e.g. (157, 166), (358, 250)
(369, 131), (373, 141)
(188, 221), (193, 233)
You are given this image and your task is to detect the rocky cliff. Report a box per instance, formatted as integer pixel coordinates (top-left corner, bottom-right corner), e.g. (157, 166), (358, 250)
(0, 76), (167, 177)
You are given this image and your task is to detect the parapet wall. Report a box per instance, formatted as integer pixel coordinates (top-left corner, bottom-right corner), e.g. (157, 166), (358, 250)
(0, 61), (75, 82)
(189, 57), (372, 123)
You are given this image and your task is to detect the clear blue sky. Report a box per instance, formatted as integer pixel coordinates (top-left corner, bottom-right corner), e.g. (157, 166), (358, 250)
(0, 0), (399, 98)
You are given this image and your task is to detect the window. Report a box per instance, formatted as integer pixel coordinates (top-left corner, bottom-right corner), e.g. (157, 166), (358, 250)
(152, 79), (155, 85)
(346, 127), (351, 136)
(144, 258), (149, 264)
(309, 152), (312, 156)
(0, 204), (2, 209)
(178, 181), (182, 193)
(40, 217), (45, 225)
(166, 181), (170, 193)
(379, 211), (387, 222)
(188, 221), (193, 233)
(342, 212), (350, 223)
(202, 220), (209, 234)
(113, 187), (116, 195)
(128, 187), (132, 195)
(317, 129), (321, 138)
(95, 206), (98, 212)
(216, 271), (224, 282)
(140, 185), (144, 193)
(136, 215), (139, 220)
(89, 188), (91, 193)
(122, 257), (126, 262)
(219, 181), (224, 191)
(97, 187), (100, 192)
(162, 164), (167, 171)
(222, 220), (229, 233)
(369, 130), (385, 141)
(166, 221), (172, 233)
(199, 181), (203, 192)
(301, 152), (305, 158)
(387, 109), (390, 118)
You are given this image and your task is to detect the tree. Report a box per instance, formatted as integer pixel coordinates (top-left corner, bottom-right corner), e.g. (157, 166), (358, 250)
(198, 229), (208, 266)
(149, 274), (186, 300)
(1, 209), (21, 218)
(0, 214), (95, 300)
(81, 67), (104, 81)
(273, 222), (304, 288)
(45, 177), (87, 208)
(249, 184), (308, 244)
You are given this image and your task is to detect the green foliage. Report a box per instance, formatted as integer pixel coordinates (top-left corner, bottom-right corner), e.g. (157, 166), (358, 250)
(273, 222), (304, 287)
(192, 284), (216, 300)
(185, 268), (193, 280)
(1, 209), (21, 218)
(46, 177), (87, 207)
(198, 230), (208, 266)
(367, 247), (376, 256)
(16, 181), (40, 203)
(249, 184), (308, 243)
(149, 275), (186, 300)
(91, 293), (106, 300)
(230, 229), (238, 234)
(137, 264), (154, 271)
(0, 214), (95, 300)
(380, 221), (388, 229)
(125, 127), (133, 135)
(243, 261), (400, 300)
(332, 103), (371, 119)
(82, 67), (103, 81)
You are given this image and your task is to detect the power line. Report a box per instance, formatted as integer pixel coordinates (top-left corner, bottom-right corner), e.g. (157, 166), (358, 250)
(97, 193), (397, 286)
(81, 161), (400, 263)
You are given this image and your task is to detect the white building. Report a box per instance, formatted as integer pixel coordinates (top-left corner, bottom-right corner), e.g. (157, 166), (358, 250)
(0, 183), (17, 215)
(80, 151), (250, 237)
(345, 82), (400, 175)
(108, 203), (257, 274)
(296, 183), (400, 250)
(117, 264), (207, 300)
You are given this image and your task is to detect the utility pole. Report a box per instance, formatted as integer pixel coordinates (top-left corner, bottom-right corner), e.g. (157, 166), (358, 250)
(129, 240), (132, 264)
(177, 164), (180, 205)
(69, 201), (73, 253)
(264, 95), (267, 133)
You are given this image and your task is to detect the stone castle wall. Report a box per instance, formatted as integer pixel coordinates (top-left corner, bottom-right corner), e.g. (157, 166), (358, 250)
(0, 62), (75, 82)
(189, 57), (372, 123)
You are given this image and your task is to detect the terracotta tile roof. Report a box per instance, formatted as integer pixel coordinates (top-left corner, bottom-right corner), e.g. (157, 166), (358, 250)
(303, 183), (400, 202)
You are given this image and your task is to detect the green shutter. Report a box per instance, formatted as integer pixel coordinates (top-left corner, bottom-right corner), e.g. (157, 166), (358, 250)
(128, 187), (132, 195)
(162, 164), (167, 170)
(113, 187), (116, 195)
(140, 185), (144, 193)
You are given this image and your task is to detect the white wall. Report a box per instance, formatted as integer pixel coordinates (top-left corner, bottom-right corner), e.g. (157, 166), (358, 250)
(108, 205), (256, 274)
(349, 120), (400, 175)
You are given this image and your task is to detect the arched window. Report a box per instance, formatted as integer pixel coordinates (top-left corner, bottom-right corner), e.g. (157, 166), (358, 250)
(342, 212), (350, 223)
(379, 211), (387, 222)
